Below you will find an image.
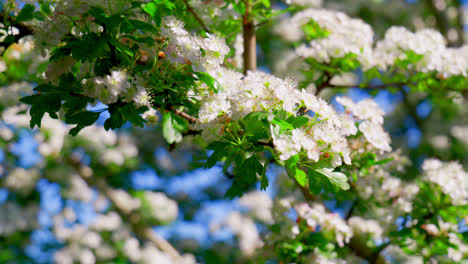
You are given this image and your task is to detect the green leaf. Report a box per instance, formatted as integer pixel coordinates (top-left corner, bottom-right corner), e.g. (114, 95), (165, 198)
(309, 168), (350, 193)
(128, 20), (158, 33)
(142, 2), (160, 25)
(225, 155), (263, 198)
(50, 46), (72, 62)
(285, 154), (300, 176)
(16, 4), (35, 23)
(33, 84), (58, 93)
(162, 112), (183, 144)
(63, 96), (91, 118)
(294, 168), (308, 187)
(70, 34), (110, 62)
(40, 2), (52, 16)
(33, 11), (47, 21)
(260, 169), (268, 190)
(120, 104), (146, 127)
(94, 58), (113, 76)
(301, 19), (329, 41)
(171, 114), (189, 133)
(272, 118), (294, 132)
(289, 116), (309, 128)
(243, 112), (269, 140)
(205, 141), (230, 168)
(104, 104), (124, 130)
(20, 94), (62, 128)
(258, 0), (271, 8)
(67, 111), (101, 136)
(195, 72), (220, 93)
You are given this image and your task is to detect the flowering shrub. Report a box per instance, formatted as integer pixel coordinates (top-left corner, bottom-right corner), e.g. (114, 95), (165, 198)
(1, 0), (468, 263)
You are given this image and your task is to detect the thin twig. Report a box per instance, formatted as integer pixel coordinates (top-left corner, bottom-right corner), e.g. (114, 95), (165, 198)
(324, 82), (411, 91)
(182, 0), (211, 33)
(254, 20), (270, 28)
(71, 92), (200, 124)
(171, 107), (199, 123)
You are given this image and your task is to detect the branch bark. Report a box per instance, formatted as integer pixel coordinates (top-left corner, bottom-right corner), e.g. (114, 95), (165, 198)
(171, 107), (199, 123)
(319, 81), (412, 92)
(423, 0), (465, 47)
(182, 0), (211, 33)
(243, 0), (257, 73)
(424, 0), (450, 44)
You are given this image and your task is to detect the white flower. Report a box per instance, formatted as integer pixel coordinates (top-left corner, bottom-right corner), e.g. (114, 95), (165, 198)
(109, 189), (141, 214)
(285, 0), (322, 7)
(143, 192), (178, 223)
(223, 212), (264, 256)
(422, 158), (468, 205)
(124, 238), (142, 262)
(4, 168), (39, 195)
(92, 212), (122, 231)
(339, 114), (357, 136)
(294, 203), (352, 247)
(281, 9), (373, 66)
(64, 175), (94, 202)
(142, 108), (159, 126)
(359, 121), (392, 152)
(451, 125), (468, 145)
(133, 88), (151, 107)
(348, 216), (384, 239)
(239, 191), (273, 224)
(336, 96), (384, 124)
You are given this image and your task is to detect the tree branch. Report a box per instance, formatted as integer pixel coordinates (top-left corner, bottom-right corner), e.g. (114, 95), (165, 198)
(242, 0), (257, 73)
(69, 160), (183, 262)
(423, 0), (459, 46)
(315, 71), (333, 94)
(182, 0), (211, 33)
(454, 0), (465, 46)
(171, 107), (199, 123)
(295, 181), (387, 263)
(324, 82), (411, 91)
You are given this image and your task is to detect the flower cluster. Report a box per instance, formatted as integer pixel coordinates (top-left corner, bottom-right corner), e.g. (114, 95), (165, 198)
(4, 168), (40, 195)
(354, 153), (419, 227)
(0, 202), (38, 236)
(374, 27), (468, 76)
(336, 96), (391, 152)
(294, 202), (353, 247)
(276, 9), (373, 65)
(278, 8), (468, 77)
(142, 191), (179, 224)
(238, 191), (274, 224)
(197, 68), (351, 165)
(285, 0), (323, 8)
(83, 71), (150, 107)
(422, 158), (468, 205)
(161, 16), (230, 73)
(109, 189), (179, 224)
(53, 205), (194, 264)
(451, 125), (468, 145)
(348, 216), (384, 240)
(34, 0), (107, 48)
(212, 211), (264, 257)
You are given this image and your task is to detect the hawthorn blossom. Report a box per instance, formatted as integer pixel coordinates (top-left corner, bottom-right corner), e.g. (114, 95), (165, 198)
(422, 158), (468, 205)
